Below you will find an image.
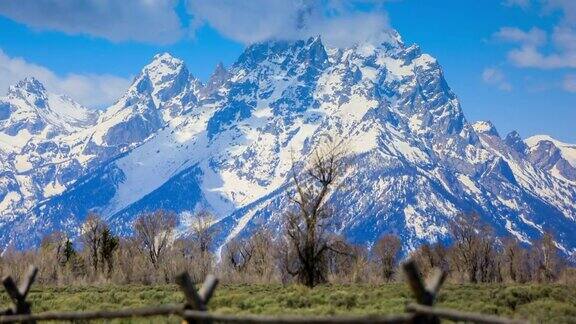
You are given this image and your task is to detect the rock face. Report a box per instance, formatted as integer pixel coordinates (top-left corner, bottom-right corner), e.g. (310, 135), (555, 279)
(524, 135), (576, 184)
(1, 33), (575, 256)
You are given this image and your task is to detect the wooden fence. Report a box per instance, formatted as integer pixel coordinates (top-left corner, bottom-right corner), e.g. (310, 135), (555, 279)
(0, 260), (528, 323)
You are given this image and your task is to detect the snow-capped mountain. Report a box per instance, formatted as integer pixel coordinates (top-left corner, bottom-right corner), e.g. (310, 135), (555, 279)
(0, 78), (95, 149)
(523, 135), (576, 184)
(0, 54), (202, 231)
(1, 31), (575, 255)
(0, 78), (97, 219)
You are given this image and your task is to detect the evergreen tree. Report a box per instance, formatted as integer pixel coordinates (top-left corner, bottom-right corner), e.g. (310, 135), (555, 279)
(100, 227), (119, 277)
(63, 239), (76, 264)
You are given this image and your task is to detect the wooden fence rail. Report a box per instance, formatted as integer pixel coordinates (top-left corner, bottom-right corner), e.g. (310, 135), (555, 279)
(0, 260), (529, 324)
(406, 304), (526, 324)
(0, 304), (183, 322)
(0, 308), (415, 323)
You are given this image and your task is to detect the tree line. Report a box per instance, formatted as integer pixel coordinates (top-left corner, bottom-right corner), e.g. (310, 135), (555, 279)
(0, 141), (574, 287)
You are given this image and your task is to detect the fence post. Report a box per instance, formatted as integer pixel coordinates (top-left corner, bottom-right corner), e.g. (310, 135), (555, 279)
(403, 259), (447, 324)
(176, 272), (219, 324)
(1, 265), (38, 324)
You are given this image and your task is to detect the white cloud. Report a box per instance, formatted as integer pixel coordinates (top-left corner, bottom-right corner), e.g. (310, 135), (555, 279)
(563, 74), (576, 92)
(187, 0), (392, 47)
(543, 0), (576, 25)
(495, 1), (576, 71)
(494, 27), (547, 47)
(0, 0), (184, 44)
(482, 68), (513, 91)
(552, 26), (576, 51)
(502, 27), (576, 69)
(0, 49), (130, 108)
(0, 0), (393, 47)
(494, 26), (576, 69)
(506, 0), (576, 22)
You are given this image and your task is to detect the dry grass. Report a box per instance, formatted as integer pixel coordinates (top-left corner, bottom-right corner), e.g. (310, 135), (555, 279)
(0, 283), (574, 323)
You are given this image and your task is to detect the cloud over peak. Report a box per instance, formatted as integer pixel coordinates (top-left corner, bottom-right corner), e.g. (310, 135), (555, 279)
(187, 0), (392, 47)
(0, 0), (393, 47)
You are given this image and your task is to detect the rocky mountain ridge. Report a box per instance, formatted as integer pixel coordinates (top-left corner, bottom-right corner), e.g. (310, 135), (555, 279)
(1, 32), (575, 255)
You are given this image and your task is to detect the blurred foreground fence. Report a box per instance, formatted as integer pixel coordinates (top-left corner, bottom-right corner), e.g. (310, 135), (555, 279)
(0, 260), (527, 324)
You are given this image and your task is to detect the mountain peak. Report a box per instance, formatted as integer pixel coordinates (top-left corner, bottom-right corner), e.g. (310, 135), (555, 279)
(123, 52), (192, 103)
(505, 130), (522, 142)
(9, 77), (47, 95)
(525, 135), (576, 165)
(150, 52), (183, 66)
(110, 52), (199, 125)
(524, 135), (576, 181)
(472, 121), (499, 137)
(0, 77), (95, 139)
(303, 36), (328, 65)
(525, 135), (557, 146)
(142, 52), (187, 83)
(203, 62), (229, 95)
(505, 131), (528, 155)
(7, 77), (49, 108)
(308, 35), (322, 45)
(236, 36), (329, 70)
(213, 62), (227, 75)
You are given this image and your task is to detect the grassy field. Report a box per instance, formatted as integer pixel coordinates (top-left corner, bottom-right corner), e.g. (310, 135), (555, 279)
(1, 283), (575, 323)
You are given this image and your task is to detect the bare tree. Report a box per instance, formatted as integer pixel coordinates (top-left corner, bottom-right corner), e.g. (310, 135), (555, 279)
(133, 210), (178, 270)
(191, 210), (215, 253)
(113, 237), (149, 284)
(223, 238), (253, 273)
(345, 245), (373, 284)
(247, 229), (278, 279)
(79, 213), (121, 280)
(2, 217), (574, 286)
(409, 241), (448, 280)
(283, 140), (350, 287)
(449, 212), (499, 283)
(222, 229), (279, 283)
(40, 231), (67, 265)
(476, 232), (502, 283)
(373, 234), (402, 282)
(531, 231), (562, 282)
(189, 210), (216, 280)
(38, 231), (67, 282)
(80, 213), (105, 272)
(325, 237), (361, 283)
(502, 237), (525, 282)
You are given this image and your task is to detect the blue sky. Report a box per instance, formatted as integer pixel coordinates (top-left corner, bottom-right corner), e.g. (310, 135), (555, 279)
(0, 0), (574, 142)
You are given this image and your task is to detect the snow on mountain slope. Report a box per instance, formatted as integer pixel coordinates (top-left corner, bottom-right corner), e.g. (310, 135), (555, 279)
(0, 78), (96, 152)
(206, 40), (576, 254)
(82, 53), (201, 154)
(0, 54), (204, 237)
(524, 135), (576, 183)
(526, 136), (576, 168)
(0, 78), (99, 220)
(1, 34), (575, 255)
